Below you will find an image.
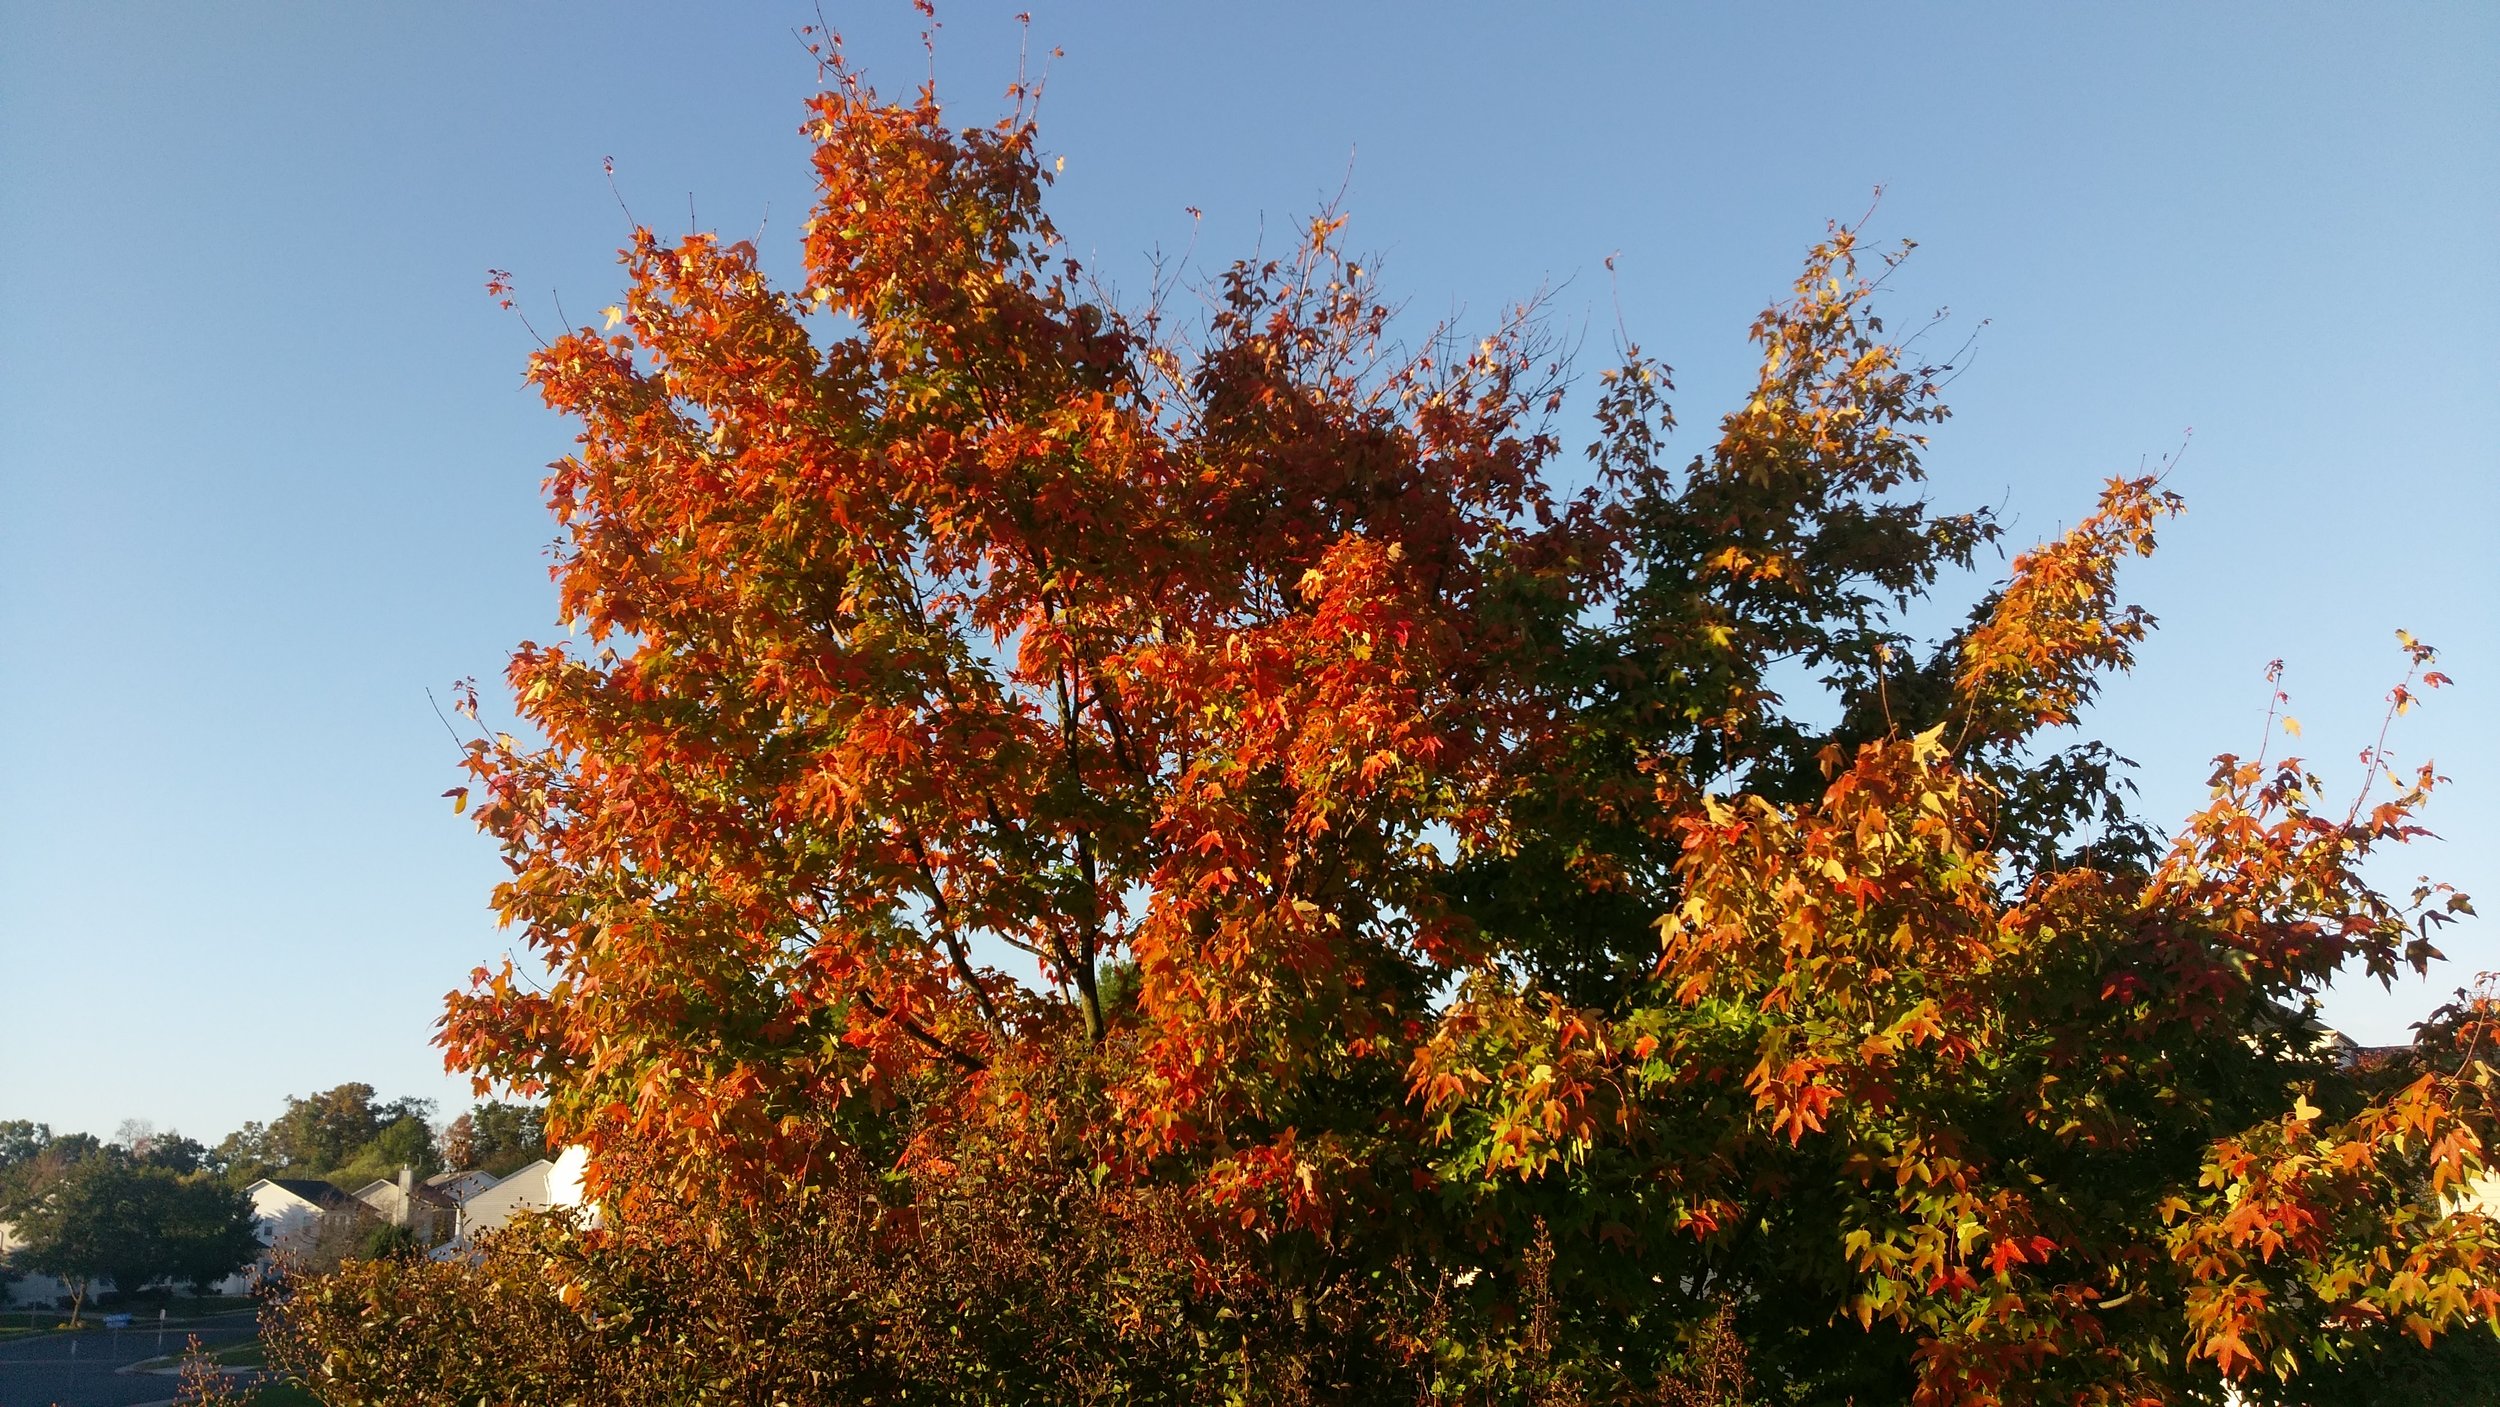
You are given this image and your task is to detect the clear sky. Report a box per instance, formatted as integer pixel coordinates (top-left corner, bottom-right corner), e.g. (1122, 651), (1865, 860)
(3, 2), (2492, 1146)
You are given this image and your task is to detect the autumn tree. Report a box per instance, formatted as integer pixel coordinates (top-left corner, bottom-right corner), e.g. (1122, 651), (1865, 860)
(397, 38), (2495, 1406)
(438, 1101), (546, 1177)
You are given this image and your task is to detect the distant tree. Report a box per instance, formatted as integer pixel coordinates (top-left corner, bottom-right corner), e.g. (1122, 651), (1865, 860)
(10, 1156), (255, 1321)
(113, 1120), (207, 1176)
(208, 1121), (270, 1187)
(211, 1084), (439, 1184)
(0, 1127), (103, 1217)
(0, 1120), (51, 1208)
(10, 1155), (134, 1324)
(0, 1120), (48, 1168)
(435, 1115), (470, 1170)
(328, 1114), (446, 1188)
(269, 1084), (388, 1171)
(138, 1134), (207, 1176)
(438, 1103), (545, 1177)
(161, 1175), (261, 1294)
(375, 1114), (441, 1175)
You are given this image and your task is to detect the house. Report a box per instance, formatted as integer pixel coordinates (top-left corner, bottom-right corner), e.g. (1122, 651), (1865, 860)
(440, 1146), (594, 1248)
(426, 1167), (499, 1204)
(244, 1177), (373, 1257)
(449, 1158), (553, 1241)
(349, 1167), (460, 1243)
(196, 1176), (378, 1293)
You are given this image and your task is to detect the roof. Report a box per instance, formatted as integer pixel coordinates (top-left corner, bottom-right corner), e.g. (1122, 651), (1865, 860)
(424, 1168), (501, 1201)
(348, 1178), (461, 1210)
(253, 1178), (364, 1214)
(467, 1159), (552, 1203)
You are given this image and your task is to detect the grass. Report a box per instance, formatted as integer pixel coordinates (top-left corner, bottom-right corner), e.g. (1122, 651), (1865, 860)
(1, 1307), (69, 1337)
(130, 1338), (269, 1373)
(126, 1293), (259, 1320)
(206, 1340), (268, 1367)
(247, 1382), (321, 1407)
(0, 1295), (257, 1337)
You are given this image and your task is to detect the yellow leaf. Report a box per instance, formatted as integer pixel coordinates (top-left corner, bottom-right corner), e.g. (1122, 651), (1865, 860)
(602, 305), (625, 329)
(2282, 716), (2301, 737)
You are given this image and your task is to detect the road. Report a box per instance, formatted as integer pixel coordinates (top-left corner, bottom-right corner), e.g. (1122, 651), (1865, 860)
(0, 1314), (260, 1407)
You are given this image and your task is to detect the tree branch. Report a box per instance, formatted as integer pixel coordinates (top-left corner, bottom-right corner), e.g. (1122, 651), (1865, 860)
(853, 990), (987, 1073)
(908, 844), (1010, 1036)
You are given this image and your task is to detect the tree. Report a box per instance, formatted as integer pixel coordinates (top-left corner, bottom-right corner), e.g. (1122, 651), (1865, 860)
(212, 1084), (439, 1185)
(358, 1221), (422, 1262)
(10, 1156), (258, 1321)
(138, 1134), (209, 1176)
(439, 1102), (546, 1177)
(0, 1125), (102, 1218)
(160, 1174), (262, 1294)
(0, 1120), (48, 1168)
(410, 42), (2493, 1404)
(114, 1119), (208, 1175)
(327, 1114), (445, 1189)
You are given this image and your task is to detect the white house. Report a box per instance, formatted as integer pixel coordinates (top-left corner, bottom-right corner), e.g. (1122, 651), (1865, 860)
(194, 1177), (376, 1293)
(426, 1168), (499, 1204)
(439, 1146), (594, 1249)
(244, 1177), (370, 1256)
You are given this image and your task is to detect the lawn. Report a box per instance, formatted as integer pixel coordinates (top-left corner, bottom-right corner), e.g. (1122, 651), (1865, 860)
(130, 1338), (269, 1373)
(5, 1295), (257, 1334)
(49, 1296), (255, 1329)
(129, 1294), (259, 1320)
(1, 1307), (69, 1337)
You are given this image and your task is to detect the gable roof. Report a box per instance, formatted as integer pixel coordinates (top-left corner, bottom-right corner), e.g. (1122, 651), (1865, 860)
(465, 1159), (552, 1203)
(253, 1178), (364, 1214)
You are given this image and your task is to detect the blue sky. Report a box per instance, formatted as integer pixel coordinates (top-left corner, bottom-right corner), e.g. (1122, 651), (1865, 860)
(3, 2), (2492, 1144)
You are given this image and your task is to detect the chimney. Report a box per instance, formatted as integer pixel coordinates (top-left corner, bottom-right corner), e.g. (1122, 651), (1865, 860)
(396, 1166), (414, 1227)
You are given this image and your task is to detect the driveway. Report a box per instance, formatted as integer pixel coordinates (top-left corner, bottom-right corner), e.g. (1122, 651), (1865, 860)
(0, 1314), (260, 1407)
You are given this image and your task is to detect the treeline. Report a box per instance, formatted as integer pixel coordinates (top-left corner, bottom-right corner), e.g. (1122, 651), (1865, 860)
(204, 1083), (548, 1188)
(0, 1088), (546, 1321)
(3, 1086), (546, 1204)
